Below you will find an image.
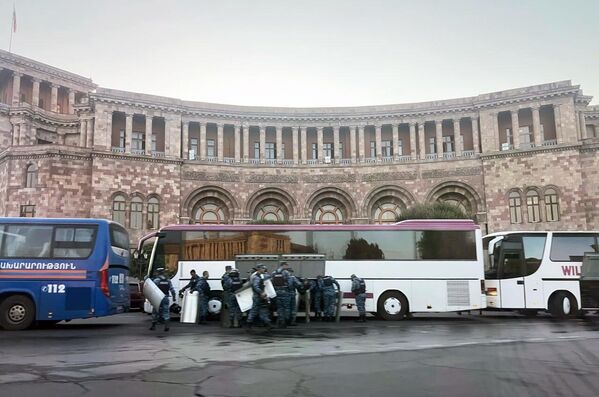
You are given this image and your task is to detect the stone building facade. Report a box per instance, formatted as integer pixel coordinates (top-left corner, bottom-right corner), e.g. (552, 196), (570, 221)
(1, 49), (598, 244)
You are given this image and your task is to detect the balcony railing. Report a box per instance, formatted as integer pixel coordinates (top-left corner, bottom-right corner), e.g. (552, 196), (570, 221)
(443, 151), (456, 159)
(363, 157), (377, 164)
(398, 155), (413, 162)
(306, 159), (319, 165)
(131, 149), (145, 155)
(223, 157), (235, 164)
(205, 156), (218, 163)
(151, 151), (165, 158)
(425, 153), (438, 160)
(542, 139), (558, 146)
(462, 150), (476, 158)
(381, 156), (394, 163)
(281, 159), (295, 165)
(111, 147), (125, 153)
(339, 158), (352, 165)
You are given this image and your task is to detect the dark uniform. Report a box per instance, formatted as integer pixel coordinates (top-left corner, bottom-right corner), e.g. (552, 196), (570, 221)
(246, 265), (272, 330)
(287, 270), (303, 326)
(319, 275), (340, 321)
(195, 274), (211, 324)
(351, 274), (367, 322)
(223, 269), (244, 327)
(150, 269), (176, 331)
(179, 271), (199, 295)
(271, 265), (291, 328)
(310, 277), (323, 320)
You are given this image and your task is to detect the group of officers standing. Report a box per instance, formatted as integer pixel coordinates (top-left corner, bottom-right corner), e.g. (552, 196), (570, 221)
(149, 262), (368, 332)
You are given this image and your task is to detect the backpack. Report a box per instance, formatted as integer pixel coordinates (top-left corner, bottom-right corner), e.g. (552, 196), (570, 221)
(323, 276), (333, 287)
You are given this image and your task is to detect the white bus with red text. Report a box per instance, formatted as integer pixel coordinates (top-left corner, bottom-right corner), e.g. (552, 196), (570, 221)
(138, 219), (486, 320)
(484, 231), (599, 318)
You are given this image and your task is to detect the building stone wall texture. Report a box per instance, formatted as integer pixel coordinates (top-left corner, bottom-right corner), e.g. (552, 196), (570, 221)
(1, 49), (599, 244)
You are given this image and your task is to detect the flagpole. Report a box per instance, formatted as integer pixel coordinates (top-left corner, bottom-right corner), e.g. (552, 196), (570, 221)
(9, 1), (15, 52)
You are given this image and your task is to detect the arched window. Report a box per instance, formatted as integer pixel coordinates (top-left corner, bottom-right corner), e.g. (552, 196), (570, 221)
(25, 164), (38, 188)
(147, 197), (160, 229)
(255, 201), (287, 222)
(373, 201), (402, 224)
(313, 203), (345, 224)
(438, 193), (471, 215)
(193, 200), (227, 224)
(544, 188), (560, 222)
(508, 191), (522, 224)
(112, 195), (127, 226)
(526, 190), (541, 223)
(130, 197), (143, 229)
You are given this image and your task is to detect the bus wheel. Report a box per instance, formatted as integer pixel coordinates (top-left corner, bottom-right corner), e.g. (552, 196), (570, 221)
(549, 292), (578, 319)
(0, 295), (35, 330)
(377, 291), (408, 321)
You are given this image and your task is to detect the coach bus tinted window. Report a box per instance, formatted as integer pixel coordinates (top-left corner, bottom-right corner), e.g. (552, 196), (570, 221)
(1, 225), (53, 258)
(522, 235), (546, 276)
(417, 231), (477, 260)
(110, 224), (130, 250)
(154, 231), (182, 277)
(53, 226), (98, 259)
(550, 234), (599, 262)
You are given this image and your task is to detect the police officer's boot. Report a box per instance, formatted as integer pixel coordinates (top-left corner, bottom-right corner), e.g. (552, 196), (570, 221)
(149, 322), (156, 331)
(199, 316), (208, 325)
(278, 317), (286, 329)
(164, 320), (170, 332)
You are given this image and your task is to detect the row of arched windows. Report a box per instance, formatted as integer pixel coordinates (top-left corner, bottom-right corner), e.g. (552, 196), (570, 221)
(112, 194), (161, 229)
(508, 188), (560, 224)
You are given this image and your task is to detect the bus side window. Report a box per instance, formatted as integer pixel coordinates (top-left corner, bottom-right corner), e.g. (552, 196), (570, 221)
(522, 235), (546, 276)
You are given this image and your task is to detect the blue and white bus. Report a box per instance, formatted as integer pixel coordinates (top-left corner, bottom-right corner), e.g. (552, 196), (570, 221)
(0, 218), (130, 330)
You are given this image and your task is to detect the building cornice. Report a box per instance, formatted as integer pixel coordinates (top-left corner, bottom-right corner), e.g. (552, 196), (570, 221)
(480, 143), (581, 160)
(0, 49), (96, 91)
(90, 81), (580, 122)
(8, 105), (80, 127)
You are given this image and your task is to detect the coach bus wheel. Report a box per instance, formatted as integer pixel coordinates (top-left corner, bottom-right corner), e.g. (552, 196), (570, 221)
(377, 291), (408, 321)
(549, 291), (578, 319)
(0, 295), (35, 331)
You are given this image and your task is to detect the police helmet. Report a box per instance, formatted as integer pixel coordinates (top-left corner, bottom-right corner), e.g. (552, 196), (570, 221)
(230, 268), (240, 277)
(256, 264), (267, 270)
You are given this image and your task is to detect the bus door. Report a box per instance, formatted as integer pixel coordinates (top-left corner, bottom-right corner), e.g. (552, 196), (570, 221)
(498, 239), (526, 308)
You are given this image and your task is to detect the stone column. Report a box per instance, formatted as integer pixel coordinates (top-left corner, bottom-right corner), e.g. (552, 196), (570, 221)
(243, 124), (250, 161)
(50, 84), (59, 113)
(333, 126), (340, 160)
(375, 124), (382, 160)
(358, 125), (365, 161)
(86, 117), (94, 148)
(579, 111), (587, 140)
(553, 104), (563, 143)
(531, 109), (544, 145)
(125, 113), (133, 153)
(217, 123), (224, 161)
(103, 111), (112, 149)
(292, 126), (299, 164)
(32, 78), (40, 107)
(418, 122), (426, 159)
(317, 127), (324, 161)
(234, 124), (241, 162)
(12, 123), (20, 145)
(145, 115), (153, 155)
(276, 126), (283, 161)
(68, 90), (75, 114)
(259, 126), (266, 162)
(511, 110), (520, 149)
(79, 119), (87, 147)
(199, 122), (206, 160)
(349, 126), (357, 162)
(300, 127), (307, 164)
(182, 121), (189, 159)
(471, 117), (480, 154)
(435, 120), (443, 158)
(392, 124), (399, 158)
(11, 72), (22, 105)
(409, 122), (417, 158)
(453, 118), (462, 156)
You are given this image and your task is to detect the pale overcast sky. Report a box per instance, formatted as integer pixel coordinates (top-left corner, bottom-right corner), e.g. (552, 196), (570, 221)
(2, 0), (598, 107)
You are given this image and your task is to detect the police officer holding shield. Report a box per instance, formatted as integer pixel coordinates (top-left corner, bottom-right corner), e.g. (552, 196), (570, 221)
(150, 268), (177, 332)
(224, 268), (244, 327)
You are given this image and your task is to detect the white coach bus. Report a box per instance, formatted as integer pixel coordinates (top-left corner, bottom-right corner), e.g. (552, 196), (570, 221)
(484, 231), (599, 318)
(138, 220), (486, 320)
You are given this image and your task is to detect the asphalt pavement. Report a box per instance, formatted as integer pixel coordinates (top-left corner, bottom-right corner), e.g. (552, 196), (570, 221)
(1, 312), (599, 397)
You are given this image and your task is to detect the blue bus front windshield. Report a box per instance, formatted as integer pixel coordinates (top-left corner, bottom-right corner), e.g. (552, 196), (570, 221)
(0, 218), (130, 322)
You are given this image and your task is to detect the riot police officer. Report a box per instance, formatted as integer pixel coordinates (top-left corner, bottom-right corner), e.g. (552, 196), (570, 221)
(271, 262), (291, 328)
(195, 270), (211, 324)
(150, 267), (177, 331)
(224, 268), (244, 327)
(351, 274), (367, 322)
(310, 276), (324, 321)
(179, 269), (199, 296)
(319, 275), (340, 322)
(246, 264), (272, 330)
(287, 268), (303, 326)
